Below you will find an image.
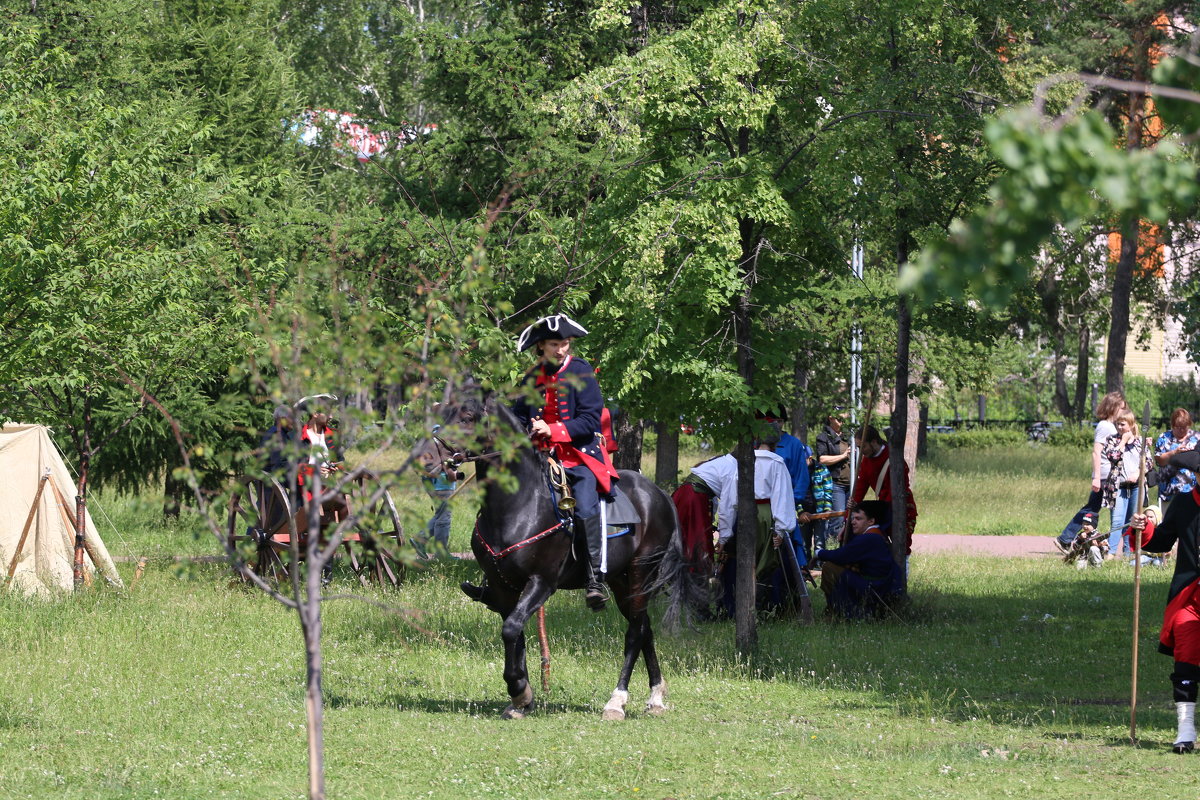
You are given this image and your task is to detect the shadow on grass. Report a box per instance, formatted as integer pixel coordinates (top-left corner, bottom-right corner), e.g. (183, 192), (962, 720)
(326, 692), (595, 716)
(185, 553), (1180, 733)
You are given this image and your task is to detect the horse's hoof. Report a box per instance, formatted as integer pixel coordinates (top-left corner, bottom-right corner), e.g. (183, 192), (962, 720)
(601, 707), (625, 721)
(645, 682), (668, 715)
(1174, 741), (1194, 754)
(502, 704), (531, 720)
(501, 685), (534, 719)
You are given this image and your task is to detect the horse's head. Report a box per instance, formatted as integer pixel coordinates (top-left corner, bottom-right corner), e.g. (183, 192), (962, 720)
(414, 377), (498, 472)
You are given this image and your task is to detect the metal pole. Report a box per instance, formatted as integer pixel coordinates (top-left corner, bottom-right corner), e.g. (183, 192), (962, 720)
(850, 175), (863, 490)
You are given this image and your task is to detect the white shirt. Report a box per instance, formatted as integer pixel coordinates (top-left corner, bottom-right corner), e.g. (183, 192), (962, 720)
(307, 429), (329, 467)
(1095, 420), (1117, 480)
(691, 450), (798, 543)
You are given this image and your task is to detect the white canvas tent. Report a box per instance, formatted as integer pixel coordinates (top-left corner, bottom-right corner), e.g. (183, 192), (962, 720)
(0, 424), (122, 596)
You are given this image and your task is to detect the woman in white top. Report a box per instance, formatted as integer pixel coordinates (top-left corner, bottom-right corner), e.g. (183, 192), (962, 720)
(1055, 392), (1126, 550)
(1102, 407), (1152, 557)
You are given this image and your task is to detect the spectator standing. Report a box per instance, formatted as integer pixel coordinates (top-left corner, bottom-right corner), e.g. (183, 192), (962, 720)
(1055, 391), (1126, 552)
(1157, 408), (1200, 509)
(1102, 408), (1152, 559)
(772, 414), (815, 560)
(806, 455), (835, 550)
(421, 453), (457, 557)
(815, 408), (851, 549)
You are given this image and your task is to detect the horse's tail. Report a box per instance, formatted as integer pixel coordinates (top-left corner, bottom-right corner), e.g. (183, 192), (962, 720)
(653, 493), (710, 635)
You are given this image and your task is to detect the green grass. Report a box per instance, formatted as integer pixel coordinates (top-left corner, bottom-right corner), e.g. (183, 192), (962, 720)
(0, 549), (1188, 799)
(3, 444), (1185, 799)
(916, 444), (1099, 536)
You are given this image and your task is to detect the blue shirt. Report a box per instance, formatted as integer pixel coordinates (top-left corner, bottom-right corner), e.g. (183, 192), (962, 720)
(1157, 429), (1200, 499)
(775, 433), (812, 504)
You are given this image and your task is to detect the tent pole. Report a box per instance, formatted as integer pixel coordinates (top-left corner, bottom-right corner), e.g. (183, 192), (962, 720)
(6, 472), (49, 584)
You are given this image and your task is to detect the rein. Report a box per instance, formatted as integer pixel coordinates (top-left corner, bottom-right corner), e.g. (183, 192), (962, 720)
(431, 433), (501, 465)
(473, 519), (569, 561)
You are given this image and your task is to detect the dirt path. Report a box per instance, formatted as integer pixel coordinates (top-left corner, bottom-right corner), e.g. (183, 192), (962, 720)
(911, 533), (1054, 558)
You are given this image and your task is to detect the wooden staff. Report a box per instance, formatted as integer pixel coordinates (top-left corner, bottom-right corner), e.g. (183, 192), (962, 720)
(537, 606), (551, 692)
(1131, 401), (1151, 744)
(6, 473), (49, 585)
(849, 356), (882, 526)
(804, 511), (848, 522)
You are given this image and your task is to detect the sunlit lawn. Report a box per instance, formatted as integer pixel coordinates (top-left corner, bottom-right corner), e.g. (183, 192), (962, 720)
(0, 548), (1187, 800)
(916, 444), (1103, 536)
(5, 442), (1181, 799)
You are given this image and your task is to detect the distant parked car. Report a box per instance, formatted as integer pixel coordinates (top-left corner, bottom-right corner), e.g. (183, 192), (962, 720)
(1026, 421), (1063, 442)
(926, 425), (956, 434)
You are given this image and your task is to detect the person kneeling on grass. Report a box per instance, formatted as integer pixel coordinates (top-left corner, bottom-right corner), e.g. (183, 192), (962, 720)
(1060, 511), (1107, 568)
(815, 500), (901, 620)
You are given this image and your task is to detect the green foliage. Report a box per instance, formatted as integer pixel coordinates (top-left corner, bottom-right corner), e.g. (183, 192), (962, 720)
(1046, 425), (1095, 449)
(903, 53), (1200, 307)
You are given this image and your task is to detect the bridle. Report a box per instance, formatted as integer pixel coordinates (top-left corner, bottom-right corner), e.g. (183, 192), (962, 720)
(429, 404), (503, 474)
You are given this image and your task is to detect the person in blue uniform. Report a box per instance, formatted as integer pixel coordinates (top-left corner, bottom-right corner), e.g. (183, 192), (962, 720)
(512, 313), (619, 610)
(815, 500), (901, 619)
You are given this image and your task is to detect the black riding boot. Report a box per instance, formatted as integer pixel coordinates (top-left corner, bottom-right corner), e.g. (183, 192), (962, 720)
(581, 514), (606, 611)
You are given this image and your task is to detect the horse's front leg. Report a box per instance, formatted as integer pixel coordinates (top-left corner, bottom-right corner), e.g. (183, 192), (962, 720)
(500, 575), (554, 719)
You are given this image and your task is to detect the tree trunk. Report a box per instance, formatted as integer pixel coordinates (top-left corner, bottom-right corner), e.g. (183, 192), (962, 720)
(301, 595), (325, 800)
(1073, 325), (1091, 421)
(792, 353), (809, 441)
(903, 394), (919, 470)
(917, 402), (928, 459)
(612, 408), (644, 472)
(654, 424), (679, 489)
(302, 478), (327, 800)
(733, 434), (757, 655)
(734, 206), (758, 655)
(629, 3), (649, 51)
(1106, 63), (1148, 396)
(1106, 215), (1138, 396)
(163, 446), (186, 518)
(891, 233), (912, 594)
(73, 396), (92, 587)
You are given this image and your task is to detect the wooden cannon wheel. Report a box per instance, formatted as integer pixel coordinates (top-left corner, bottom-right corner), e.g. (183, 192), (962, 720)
(224, 469), (406, 588)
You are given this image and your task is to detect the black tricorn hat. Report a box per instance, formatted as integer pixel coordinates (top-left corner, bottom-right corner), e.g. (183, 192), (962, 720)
(516, 313), (589, 352)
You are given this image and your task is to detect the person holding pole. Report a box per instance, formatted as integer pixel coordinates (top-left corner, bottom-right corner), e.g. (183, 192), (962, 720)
(1130, 448), (1200, 753)
(851, 424), (917, 555)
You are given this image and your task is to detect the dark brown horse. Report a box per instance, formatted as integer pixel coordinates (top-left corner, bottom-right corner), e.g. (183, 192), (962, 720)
(429, 384), (697, 719)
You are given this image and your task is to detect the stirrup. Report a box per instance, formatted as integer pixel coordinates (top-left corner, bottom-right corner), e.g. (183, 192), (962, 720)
(585, 579), (607, 611)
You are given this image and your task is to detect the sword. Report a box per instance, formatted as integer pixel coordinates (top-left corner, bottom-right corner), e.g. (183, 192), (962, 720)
(778, 533), (814, 623)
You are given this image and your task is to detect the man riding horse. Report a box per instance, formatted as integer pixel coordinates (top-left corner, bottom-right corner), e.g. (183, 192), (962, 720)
(460, 313), (620, 610)
(511, 313), (619, 609)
